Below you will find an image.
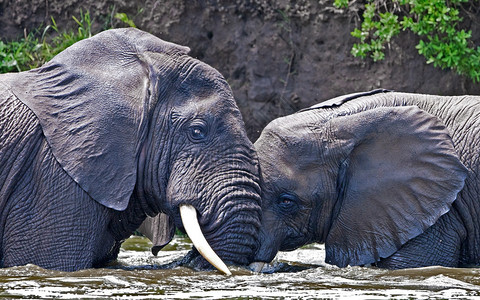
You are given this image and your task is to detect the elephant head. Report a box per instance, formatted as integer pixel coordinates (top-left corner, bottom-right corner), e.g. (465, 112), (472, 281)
(252, 91), (467, 269)
(2, 28), (261, 272)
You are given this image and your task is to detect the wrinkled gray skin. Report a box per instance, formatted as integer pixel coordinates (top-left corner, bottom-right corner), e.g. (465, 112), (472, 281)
(0, 28), (261, 271)
(253, 89), (480, 269)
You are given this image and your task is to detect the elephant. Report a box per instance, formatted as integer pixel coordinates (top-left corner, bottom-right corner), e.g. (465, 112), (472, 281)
(0, 28), (262, 274)
(252, 89), (480, 270)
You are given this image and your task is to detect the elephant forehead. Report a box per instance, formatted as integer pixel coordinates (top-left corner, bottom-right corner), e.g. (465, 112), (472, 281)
(257, 129), (319, 170)
(178, 60), (231, 94)
(259, 150), (318, 194)
(199, 96), (241, 119)
(175, 67), (241, 115)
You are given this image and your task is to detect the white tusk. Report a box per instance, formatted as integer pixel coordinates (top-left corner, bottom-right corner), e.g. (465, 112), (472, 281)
(249, 262), (265, 273)
(179, 204), (232, 275)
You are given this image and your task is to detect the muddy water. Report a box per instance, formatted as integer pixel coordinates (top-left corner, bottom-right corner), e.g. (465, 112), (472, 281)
(1, 236), (480, 299)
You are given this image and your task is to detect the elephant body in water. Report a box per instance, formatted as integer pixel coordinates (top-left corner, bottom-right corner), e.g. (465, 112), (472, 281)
(0, 28), (261, 273)
(253, 90), (480, 269)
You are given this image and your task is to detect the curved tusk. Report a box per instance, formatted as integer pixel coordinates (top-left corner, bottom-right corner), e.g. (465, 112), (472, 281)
(179, 204), (232, 275)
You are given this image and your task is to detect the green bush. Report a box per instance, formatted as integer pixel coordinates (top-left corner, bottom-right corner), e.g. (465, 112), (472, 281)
(336, 0), (480, 82)
(0, 11), (136, 74)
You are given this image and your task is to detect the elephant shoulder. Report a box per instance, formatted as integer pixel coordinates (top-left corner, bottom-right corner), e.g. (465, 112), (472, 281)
(0, 82), (43, 163)
(0, 84), (45, 197)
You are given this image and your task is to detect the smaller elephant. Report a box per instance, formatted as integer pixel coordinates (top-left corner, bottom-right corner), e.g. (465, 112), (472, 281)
(253, 89), (480, 270)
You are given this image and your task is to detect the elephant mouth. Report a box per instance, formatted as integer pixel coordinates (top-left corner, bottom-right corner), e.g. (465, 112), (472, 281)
(179, 204), (231, 275)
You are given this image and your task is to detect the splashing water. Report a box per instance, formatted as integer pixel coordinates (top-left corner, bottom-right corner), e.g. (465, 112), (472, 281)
(1, 236), (480, 299)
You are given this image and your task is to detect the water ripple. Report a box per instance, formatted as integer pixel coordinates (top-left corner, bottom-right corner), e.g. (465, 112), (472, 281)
(1, 236), (480, 299)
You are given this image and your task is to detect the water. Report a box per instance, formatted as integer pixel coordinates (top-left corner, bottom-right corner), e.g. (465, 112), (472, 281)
(1, 236), (480, 299)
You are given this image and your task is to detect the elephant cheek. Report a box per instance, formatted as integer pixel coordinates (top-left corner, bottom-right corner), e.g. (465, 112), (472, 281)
(164, 170), (196, 210)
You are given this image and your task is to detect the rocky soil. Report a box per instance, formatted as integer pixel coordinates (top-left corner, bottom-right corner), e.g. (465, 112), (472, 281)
(1, 0), (479, 140)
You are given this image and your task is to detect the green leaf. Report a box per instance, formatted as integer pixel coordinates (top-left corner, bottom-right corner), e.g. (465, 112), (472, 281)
(114, 13), (137, 28)
(351, 28), (365, 39)
(334, 0), (349, 8)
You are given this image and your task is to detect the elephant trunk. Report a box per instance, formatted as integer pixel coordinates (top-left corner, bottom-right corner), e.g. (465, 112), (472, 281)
(167, 147), (262, 268)
(195, 170), (262, 266)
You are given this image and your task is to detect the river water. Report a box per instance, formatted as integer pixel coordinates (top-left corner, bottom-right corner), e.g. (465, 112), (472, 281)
(1, 236), (480, 299)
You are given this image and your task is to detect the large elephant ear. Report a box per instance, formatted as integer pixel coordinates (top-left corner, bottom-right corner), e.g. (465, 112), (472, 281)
(324, 106), (467, 267)
(7, 28), (189, 210)
(138, 214), (175, 255)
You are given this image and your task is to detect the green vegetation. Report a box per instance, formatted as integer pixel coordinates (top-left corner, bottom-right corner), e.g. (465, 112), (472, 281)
(0, 11), (136, 74)
(114, 12), (137, 28)
(335, 0), (480, 82)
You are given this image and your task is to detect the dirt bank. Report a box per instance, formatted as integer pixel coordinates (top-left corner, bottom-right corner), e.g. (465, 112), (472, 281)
(1, 0), (479, 139)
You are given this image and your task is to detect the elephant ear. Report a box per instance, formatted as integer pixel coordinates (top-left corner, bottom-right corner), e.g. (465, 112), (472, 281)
(8, 28), (189, 210)
(324, 106), (467, 267)
(138, 214), (175, 255)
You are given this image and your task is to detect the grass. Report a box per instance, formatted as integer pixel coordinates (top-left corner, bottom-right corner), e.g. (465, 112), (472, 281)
(0, 10), (136, 74)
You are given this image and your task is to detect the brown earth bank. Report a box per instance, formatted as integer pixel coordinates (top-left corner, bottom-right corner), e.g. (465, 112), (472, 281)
(1, 0), (479, 140)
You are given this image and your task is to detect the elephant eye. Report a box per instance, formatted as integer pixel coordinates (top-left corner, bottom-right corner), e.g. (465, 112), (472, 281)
(277, 193), (299, 212)
(188, 120), (208, 142)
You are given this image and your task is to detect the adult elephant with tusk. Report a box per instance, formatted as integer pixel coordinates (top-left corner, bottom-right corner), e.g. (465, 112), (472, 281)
(252, 89), (480, 270)
(0, 28), (261, 274)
